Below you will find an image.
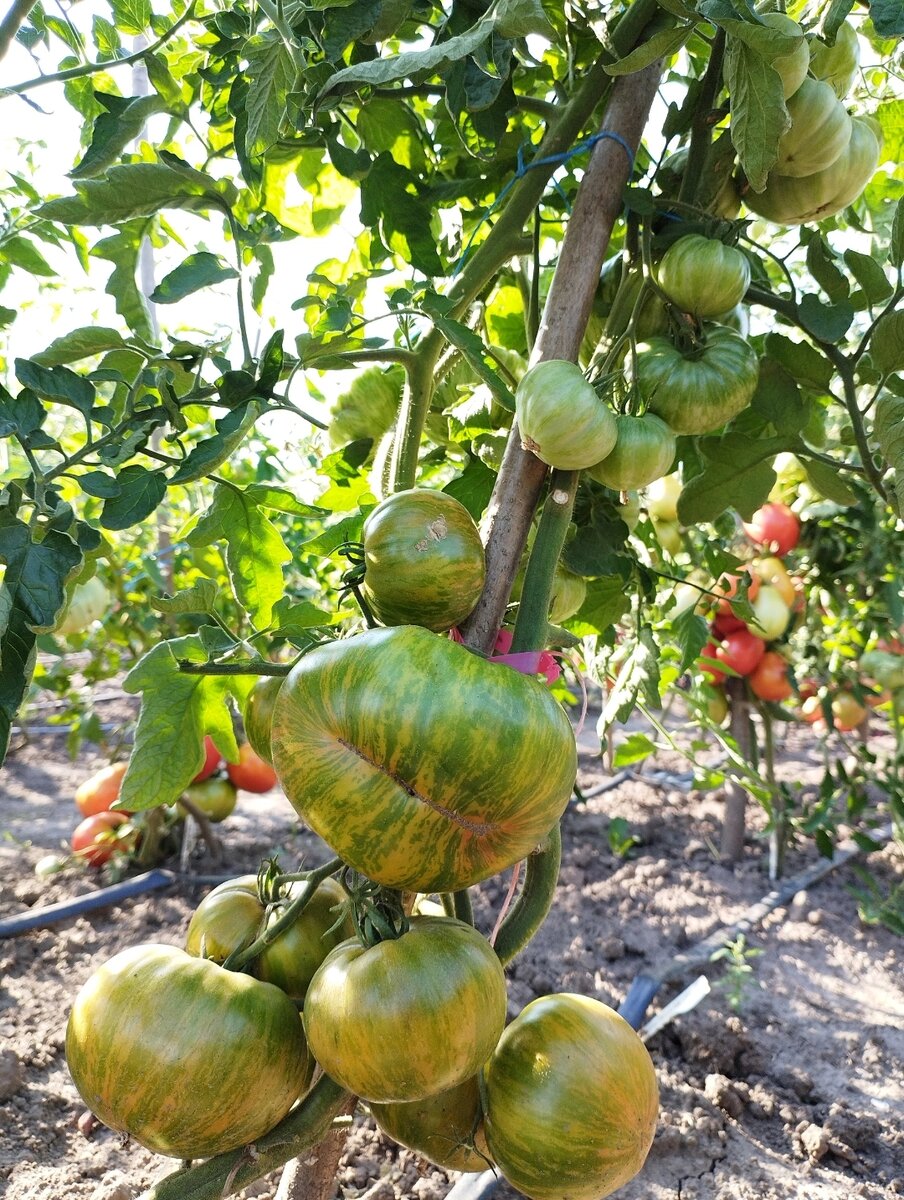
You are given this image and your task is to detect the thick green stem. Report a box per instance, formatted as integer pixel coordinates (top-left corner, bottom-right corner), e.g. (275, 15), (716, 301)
(677, 30), (726, 208)
(0, 0), (36, 63)
(493, 823), (562, 967)
(510, 470), (579, 652)
(137, 1076), (352, 1200)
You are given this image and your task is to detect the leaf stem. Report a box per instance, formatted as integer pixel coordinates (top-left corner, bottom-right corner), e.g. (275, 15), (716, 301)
(176, 659), (293, 676)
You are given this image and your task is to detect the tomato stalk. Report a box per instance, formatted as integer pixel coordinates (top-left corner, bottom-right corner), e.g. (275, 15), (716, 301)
(721, 677), (754, 862)
(491, 823), (562, 967)
(759, 702), (787, 881)
(676, 30), (726, 209)
(224, 857), (343, 972)
(510, 471), (578, 652)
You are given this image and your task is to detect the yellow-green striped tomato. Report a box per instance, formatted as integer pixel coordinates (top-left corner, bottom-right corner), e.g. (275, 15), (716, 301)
(745, 116), (880, 225)
(243, 675), (284, 765)
(516, 360), (617, 470)
(809, 21), (860, 99)
(371, 1075), (491, 1172)
(65, 944), (314, 1158)
(303, 916), (507, 1102)
(361, 489), (486, 632)
(585, 414), (676, 492)
(774, 79), (853, 178)
(483, 994), (659, 1200)
(656, 235), (751, 319)
(270, 626), (577, 892)
(637, 325), (760, 435)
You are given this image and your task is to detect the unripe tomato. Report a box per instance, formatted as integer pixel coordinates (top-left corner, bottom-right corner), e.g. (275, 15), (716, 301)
(549, 567), (587, 624)
(243, 676), (284, 766)
(656, 235), (751, 319)
(831, 692), (868, 732)
(482, 994), (659, 1200)
(748, 585), (791, 642)
(715, 629), (766, 677)
(645, 474), (681, 523)
(585, 414), (676, 492)
(751, 556), (795, 608)
(54, 576), (111, 637)
(757, 12), (809, 99)
(742, 503), (800, 556)
(178, 778), (238, 823)
(371, 1076), (491, 1172)
(653, 519), (682, 556)
(362, 489), (486, 632)
(749, 651), (793, 702)
(614, 491), (641, 532)
(192, 735), (222, 783)
(227, 742), (278, 793)
(638, 325), (760, 435)
(809, 21), (860, 99)
(775, 79), (853, 178)
(71, 811), (131, 867)
(75, 762), (129, 817)
(704, 686), (729, 724)
(516, 360), (617, 470)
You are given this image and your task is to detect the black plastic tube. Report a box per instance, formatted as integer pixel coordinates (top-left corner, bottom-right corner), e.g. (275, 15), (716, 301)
(0, 869), (176, 937)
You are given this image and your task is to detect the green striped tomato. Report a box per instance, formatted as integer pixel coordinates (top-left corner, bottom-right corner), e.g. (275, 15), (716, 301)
(637, 325), (759, 435)
(774, 79), (852, 178)
(361, 489), (486, 632)
(483, 994), (659, 1200)
(270, 626), (577, 892)
(243, 675), (284, 765)
(371, 1075), (491, 1172)
(809, 21), (859, 98)
(186, 875), (354, 1001)
(585, 413), (676, 491)
(66, 944), (314, 1158)
(303, 916), (506, 1102)
(516, 360), (617, 470)
(656, 235), (751, 319)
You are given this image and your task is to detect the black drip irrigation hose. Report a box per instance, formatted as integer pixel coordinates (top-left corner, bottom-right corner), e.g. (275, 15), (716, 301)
(443, 821), (895, 1200)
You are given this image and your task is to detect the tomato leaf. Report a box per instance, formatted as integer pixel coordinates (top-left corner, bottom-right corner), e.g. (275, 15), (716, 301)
(186, 483), (291, 627)
(673, 606), (710, 674)
(567, 575), (632, 637)
(870, 0), (904, 36)
(798, 295), (854, 342)
(599, 626), (661, 732)
(719, 32), (790, 191)
(38, 160), (236, 226)
(150, 251), (239, 304)
(869, 311), (904, 374)
(100, 464), (167, 530)
(32, 326), (132, 366)
(890, 198), (904, 270)
(612, 732), (656, 766)
(151, 580), (219, 615)
(71, 93), (167, 179)
(443, 455), (496, 521)
(169, 402), (262, 484)
(799, 456), (858, 506)
(677, 433), (790, 524)
(14, 358), (95, 417)
(120, 634), (243, 811)
(93, 221), (156, 341)
(843, 250), (893, 306)
(244, 34), (297, 160)
(605, 24), (694, 76)
(749, 359), (806, 437)
(764, 334), (833, 392)
(875, 394), (904, 516)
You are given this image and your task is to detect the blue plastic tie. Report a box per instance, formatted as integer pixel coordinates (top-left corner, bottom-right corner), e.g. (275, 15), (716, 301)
(450, 130), (636, 278)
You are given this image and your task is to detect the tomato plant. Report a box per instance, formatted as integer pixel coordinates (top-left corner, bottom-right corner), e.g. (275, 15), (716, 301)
(483, 994), (659, 1200)
(303, 916), (507, 1102)
(66, 945), (314, 1158)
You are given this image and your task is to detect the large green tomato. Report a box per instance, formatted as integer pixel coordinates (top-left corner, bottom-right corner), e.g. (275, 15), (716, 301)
(54, 576), (110, 636)
(516, 360), (617, 470)
(775, 79), (852, 178)
(585, 414), (676, 491)
(361, 489), (486, 632)
(371, 1075), (491, 1172)
(656, 235), (751, 319)
(186, 875), (354, 1001)
(483, 994), (659, 1200)
(745, 117), (880, 225)
(66, 944), (314, 1158)
(270, 626), (577, 892)
(243, 675), (284, 765)
(809, 21), (859, 99)
(637, 325), (760, 434)
(548, 567), (587, 624)
(177, 777), (238, 822)
(303, 916), (506, 1102)
(758, 12), (809, 99)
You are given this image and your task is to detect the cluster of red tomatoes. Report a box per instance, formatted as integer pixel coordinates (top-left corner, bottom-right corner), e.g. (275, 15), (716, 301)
(698, 503), (804, 707)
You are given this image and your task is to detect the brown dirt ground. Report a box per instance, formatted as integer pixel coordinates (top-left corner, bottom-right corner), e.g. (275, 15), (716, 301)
(1, 700), (902, 1200)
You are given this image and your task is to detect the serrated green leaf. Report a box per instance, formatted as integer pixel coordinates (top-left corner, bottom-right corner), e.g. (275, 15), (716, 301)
(360, 154), (442, 277)
(599, 626), (661, 733)
(722, 39), (789, 191)
(749, 359), (806, 436)
(875, 394), (904, 516)
(673, 606), (710, 673)
(78, 470), (122, 498)
(111, 0), (150, 33)
(14, 359), (95, 416)
(605, 24), (693, 76)
(32, 327), (131, 366)
(243, 485), (326, 517)
(494, 0), (552, 37)
(568, 575), (631, 637)
(302, 510), (366, 556)
(317, 13), (496, 102)
(39, 161), (235, 226)
(100, 464), (167, 529)
(0, 390), (45, 439)
(3, 234), (55, 277)
(169, 402), (262, 485)
(151, 580), (219, 614)
(119, 635), (241, 812)
(272, 596), (340, 631)
(798, 295), (854, 342)
(612, 732), (656, 766)
(186, 483), (291, 626)
(93, 222), (155, 341)
(806, 236), (849, 304)
(870, 0), (904, 36)
(843, 250), (893, 306)
(799, 456), (858, 506)
(443, 455), (496, 520)
(763, 333), (833, 391)
(150, 251), (239, 304)
(245, 35), (297, 160)
(870, 311), (904, 375)
(890, 198), (904, 269)
(423, 309), (516, 413)
(71, 94), (167, 179)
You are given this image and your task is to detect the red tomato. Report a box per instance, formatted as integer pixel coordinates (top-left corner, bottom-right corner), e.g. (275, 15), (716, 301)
(699, 641), (725, 684)
(193, 736), (222, 783)
(71, 812), (131, 867)
(227, 743), (278, 793)
(712, 611), (747, 637)
(742, 503), (800, 556)
(715, 629), (766, 677)
(75, 762), (130, 817)
(714, 568), (760, 616)
(749, 651), (793, 701)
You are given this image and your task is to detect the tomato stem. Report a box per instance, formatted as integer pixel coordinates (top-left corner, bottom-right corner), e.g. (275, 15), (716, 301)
(510, 471), (579, 653)
(492, 823), (562, 966)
